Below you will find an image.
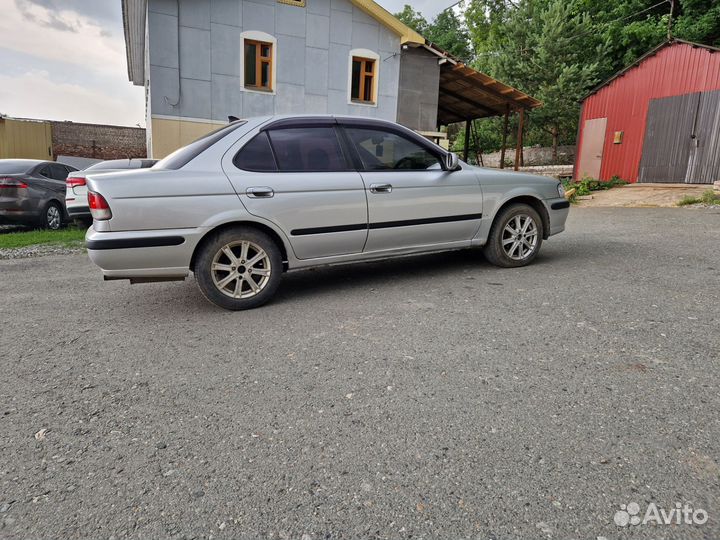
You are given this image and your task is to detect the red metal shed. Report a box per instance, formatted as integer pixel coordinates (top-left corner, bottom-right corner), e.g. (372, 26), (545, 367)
(575, 39), (720, 184)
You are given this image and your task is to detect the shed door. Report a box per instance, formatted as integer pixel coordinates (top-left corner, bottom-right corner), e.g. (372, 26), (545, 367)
(639, 93), (699, 183)
(686, 89), (720, 184)
(577, 117), (606, 179)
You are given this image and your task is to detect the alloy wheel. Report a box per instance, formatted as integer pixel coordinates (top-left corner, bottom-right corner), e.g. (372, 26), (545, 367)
(47, 205), (61, 230)
(210, 240), (272, 299)
(501, 214), (538, 261)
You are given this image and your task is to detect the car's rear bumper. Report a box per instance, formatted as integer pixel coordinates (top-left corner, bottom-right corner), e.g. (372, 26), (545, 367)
(85, 227), (205, 280)
(0, 194), (42, 224)
(0, 209), (39, 224)
(544, 197), (570, 236)
(67, 205), (90, 217)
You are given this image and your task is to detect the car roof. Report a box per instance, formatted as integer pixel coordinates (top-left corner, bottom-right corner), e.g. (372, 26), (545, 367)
(0, 159), (49, 166)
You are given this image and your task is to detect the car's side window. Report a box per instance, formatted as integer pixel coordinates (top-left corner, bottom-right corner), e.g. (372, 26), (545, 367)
(48, 164), (70, 180)
(233, 132), (278, 172)
(344, 127), (442, 171)
(266, 127), (348, 172)
(38, 166), (52, 178)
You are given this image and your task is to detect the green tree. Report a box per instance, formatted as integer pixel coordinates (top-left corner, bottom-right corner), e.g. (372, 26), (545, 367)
(393, 5), (429, 35)
(394, 4), (473, 61)
(670, 0), (720, 45)
(425, 9), (474, 61)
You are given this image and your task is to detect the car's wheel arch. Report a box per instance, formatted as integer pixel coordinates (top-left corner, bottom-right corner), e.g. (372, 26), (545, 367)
(190, 219), (290, 273)
(491, 195), (550, 240)
(45, 198), (65, 212)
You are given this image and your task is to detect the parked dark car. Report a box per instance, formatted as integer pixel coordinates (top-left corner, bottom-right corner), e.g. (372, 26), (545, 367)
(0, 159), (77, 229)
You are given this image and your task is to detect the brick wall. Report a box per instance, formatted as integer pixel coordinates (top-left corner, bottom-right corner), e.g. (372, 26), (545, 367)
(50, 121), (146, 160)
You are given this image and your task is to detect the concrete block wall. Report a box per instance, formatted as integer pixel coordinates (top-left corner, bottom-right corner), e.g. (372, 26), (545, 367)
(147, 0), (402, 123)
(480, 145), (576, 168)
(397, 47), (439, 132)
(50, 121), (147, 160)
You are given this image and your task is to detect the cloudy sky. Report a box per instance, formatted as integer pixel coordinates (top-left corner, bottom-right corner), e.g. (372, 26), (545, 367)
(0, 0), (456, 128)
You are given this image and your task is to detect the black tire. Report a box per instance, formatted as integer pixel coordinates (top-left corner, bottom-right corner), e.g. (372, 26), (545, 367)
(194, 226), (283, 310)
(483, 203), (543, 268)
(75, 216), (93, 227)
(40, 202), (64, 230)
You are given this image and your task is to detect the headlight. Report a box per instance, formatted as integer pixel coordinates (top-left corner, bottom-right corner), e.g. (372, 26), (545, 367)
(557, 183), (566, 197)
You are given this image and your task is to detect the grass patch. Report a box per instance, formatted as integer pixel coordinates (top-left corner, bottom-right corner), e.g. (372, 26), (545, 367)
(0, 227), (86, 249)
(562, 175), (629, 203)
(677, 189), (720, 206)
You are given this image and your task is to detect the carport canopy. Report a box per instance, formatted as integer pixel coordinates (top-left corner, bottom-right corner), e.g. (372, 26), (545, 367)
(427, 51), (541, 170)
(437, 63), (542, 125)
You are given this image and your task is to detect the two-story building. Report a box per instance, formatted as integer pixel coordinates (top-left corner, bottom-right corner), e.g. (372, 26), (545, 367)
(122, 0), (540, 158)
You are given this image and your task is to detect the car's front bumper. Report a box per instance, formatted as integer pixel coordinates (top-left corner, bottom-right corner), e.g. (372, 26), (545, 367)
(85, 226), (206, 280)
(544, 197), (570, 236)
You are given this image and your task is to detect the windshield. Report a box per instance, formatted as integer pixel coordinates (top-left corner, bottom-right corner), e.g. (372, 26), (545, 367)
(0, 161), (37, 174)
(154, 121), (247, 170)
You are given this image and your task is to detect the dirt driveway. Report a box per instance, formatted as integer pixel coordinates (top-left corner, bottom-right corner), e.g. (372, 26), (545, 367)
(576, 183), (711, 207)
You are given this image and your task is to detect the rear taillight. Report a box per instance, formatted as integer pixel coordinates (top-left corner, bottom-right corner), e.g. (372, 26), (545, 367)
(66, 177), (86, 188)
(88, 191), (112, 220)
(0, 177), (28, 188)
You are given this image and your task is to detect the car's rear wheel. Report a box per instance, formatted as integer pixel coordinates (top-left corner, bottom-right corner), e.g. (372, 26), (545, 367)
(40, 202), (63, 230)
(194, 227), (283, 310)
(483, 203), (543, 267)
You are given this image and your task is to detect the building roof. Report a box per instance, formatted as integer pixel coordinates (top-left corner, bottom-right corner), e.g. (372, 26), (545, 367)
(583, 38), (720, 101)
(437, 61), (542, 123)
(350, 0), (424, 45)
(418, 42), (541, 124)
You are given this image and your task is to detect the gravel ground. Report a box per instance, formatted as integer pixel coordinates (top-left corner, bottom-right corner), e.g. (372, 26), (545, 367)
(0, 244), (84, 260)
(1, 207), (719, 539)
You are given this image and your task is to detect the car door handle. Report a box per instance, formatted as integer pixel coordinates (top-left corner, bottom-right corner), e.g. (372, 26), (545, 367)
(369, 183), (392, 194)
(246, 187), (274, 198)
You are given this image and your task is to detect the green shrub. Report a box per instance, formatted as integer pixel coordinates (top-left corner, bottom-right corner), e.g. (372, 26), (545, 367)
(677, 189), (720, 206)
(561, 175), (628, 203)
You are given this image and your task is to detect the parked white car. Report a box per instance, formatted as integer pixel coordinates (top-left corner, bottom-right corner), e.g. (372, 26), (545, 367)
(65, 159), (156, 222)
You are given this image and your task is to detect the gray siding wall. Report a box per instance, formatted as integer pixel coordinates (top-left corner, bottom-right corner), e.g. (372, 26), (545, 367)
(396, 47), (439, 132)
(147, 0), (402, 122)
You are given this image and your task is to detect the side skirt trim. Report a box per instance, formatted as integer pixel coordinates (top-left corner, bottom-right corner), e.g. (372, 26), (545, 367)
(291, 213), (482, 236)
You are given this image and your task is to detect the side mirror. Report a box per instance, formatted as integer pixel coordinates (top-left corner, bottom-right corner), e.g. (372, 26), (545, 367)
(444, 152), (460, 171)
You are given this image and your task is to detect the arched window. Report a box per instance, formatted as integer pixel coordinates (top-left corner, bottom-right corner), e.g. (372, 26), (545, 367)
(241, 31), (276, 94)
(348, 49), (379, 106)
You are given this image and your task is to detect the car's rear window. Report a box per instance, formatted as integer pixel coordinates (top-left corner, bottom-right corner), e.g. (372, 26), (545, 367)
(85, 160), (131, 170)
(154, 121), (247, 170)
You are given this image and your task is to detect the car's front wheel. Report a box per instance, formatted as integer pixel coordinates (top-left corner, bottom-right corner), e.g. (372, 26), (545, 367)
(483, 203), (543, 267)
(194, 226), (283, 310)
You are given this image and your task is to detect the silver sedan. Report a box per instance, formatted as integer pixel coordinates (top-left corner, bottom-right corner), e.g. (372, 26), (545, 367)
(85, 116), (569, 310)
